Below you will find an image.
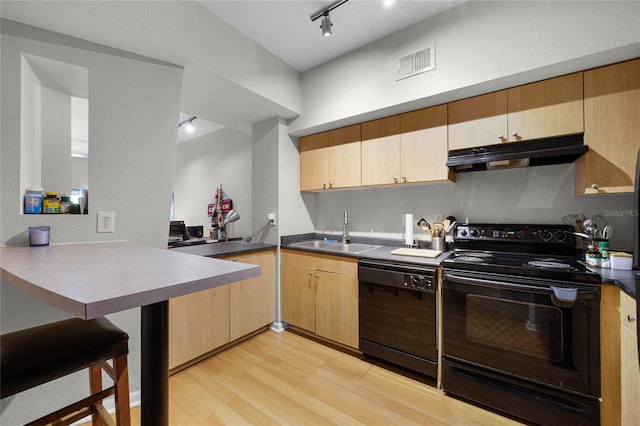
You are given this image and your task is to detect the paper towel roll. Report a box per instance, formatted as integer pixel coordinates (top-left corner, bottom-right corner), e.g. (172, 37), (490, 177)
(402, 213), (414, 246)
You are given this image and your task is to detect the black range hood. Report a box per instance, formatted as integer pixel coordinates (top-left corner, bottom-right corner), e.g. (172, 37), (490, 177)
(446, 133), (588, 172)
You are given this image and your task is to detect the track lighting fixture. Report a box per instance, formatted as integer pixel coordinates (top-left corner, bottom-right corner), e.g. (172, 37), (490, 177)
(178, 116), (196, 133)
(321, 11), (332, 37)
(310, 0), (349, 37)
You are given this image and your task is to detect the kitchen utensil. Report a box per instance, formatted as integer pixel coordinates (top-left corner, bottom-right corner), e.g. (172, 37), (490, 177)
(562, 214), (586, 232)
(592, 214), (606, 228)
(567, 231), (591, 240)
(431, 223), (444, 237)
(582, 219), (597, 239)
(445, 221), (457, 235)
(602, 225), (613, 240)
(417, 218), (430, 232)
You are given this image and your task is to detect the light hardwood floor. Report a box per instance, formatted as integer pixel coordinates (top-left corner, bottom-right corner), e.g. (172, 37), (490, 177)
(99, 330), (523, 425)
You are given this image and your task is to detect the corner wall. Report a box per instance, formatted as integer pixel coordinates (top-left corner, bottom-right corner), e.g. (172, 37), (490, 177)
(291, 1), (640, 135)
(173, 128), (253, 238)
(1, 21), (183, 425)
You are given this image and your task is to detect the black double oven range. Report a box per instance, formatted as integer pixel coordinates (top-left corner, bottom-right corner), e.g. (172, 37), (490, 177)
(358, 223), (602, 425)
(441, 224), (601, 426)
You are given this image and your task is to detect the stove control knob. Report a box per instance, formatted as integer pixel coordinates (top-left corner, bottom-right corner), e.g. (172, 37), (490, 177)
(554, 231), (567, 241)
(470, 228), (481, 238)
(411, 276), (425, 288)
(459, 228), (468, 237)
(540, 230), (552, 241)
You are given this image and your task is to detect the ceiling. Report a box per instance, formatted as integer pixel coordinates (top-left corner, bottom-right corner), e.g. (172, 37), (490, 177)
(201, 0), (465, 73)
(1, 0), (465, 140)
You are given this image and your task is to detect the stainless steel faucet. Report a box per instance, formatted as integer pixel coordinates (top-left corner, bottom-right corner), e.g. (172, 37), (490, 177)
(342, 210), (350, 243)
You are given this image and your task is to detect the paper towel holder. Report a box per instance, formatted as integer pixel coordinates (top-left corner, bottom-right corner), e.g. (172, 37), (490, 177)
(402, 213), (415, 247)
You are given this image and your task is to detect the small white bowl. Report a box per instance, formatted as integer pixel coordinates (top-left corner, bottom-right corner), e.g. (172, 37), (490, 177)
(609, 252), (633, 270)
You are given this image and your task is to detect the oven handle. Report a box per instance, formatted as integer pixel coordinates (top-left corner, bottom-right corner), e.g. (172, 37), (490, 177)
(443, 273), (597, 304)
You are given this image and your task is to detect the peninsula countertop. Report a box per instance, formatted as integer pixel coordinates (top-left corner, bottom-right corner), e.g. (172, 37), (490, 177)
(0, 240), (260, 319)
(1, 240), (260, 425)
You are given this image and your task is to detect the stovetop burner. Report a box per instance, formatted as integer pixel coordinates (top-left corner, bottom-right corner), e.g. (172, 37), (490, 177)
(528, 260), (575, 270)
(443, 224), (602, 285)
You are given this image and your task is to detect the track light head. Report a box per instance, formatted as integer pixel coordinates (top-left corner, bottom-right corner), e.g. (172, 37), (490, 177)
(321, 12), (332, 37)
(179, 116), (197, 133)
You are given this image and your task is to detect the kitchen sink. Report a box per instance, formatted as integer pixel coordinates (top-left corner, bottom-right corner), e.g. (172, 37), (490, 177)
(289, 240), (379, 255)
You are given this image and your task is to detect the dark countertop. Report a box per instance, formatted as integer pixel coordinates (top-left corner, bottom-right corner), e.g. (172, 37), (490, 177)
(589, 266), (637, 298)
(280, 233), (450, 268)
(170, 241), (276, 258)
(282, 233), (638, 299)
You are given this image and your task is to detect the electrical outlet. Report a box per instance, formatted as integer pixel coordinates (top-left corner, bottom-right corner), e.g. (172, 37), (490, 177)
(268, 213), (277, 226)
(97, 211), (115, 233)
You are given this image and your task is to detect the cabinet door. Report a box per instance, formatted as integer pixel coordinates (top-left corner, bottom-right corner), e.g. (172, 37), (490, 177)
(620, 290), (639, 425)
(361, 115), (401, 185)
(315, 270), (359, 348)
(300, 132), (329, 191)
(169, 285), (230, 369)
(621, 325), (640, 425)
(507, 72), (583, 142)
(448, 90), (508, 150)
(328, 124), (361, 189)
(400, 105), (452, 183)
(578, 59), (640, 194)
(281, 262), (316, 332)
(228, 250), (275, 341)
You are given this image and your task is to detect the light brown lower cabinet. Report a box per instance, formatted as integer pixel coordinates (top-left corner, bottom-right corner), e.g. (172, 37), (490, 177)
(281, 250), (358, 348)
(619, 290), (639, 425)
(227, 250), (276, 342)
(600, 285), (639, 425)
(169, 284), (230, 370)
(169, 249), (276, 370)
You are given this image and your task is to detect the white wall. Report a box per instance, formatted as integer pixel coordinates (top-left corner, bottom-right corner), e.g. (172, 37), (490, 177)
(290, 1), (640, 135)
(41, 86), (72, 194)
(19, 53), (41, 193)
(309, 164), (635, 252)
(1, 21), (183, 425)
(173, 127), (253, 239)
(251, 117), (280, 245)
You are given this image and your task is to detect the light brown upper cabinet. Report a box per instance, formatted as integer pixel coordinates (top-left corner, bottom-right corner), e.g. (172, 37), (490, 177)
(299, 124), (361, 191)
(576, 59), (640, 195)
(448, 90), (508, 151)
(448, 73), (584, 151)
(362, 105), (452, 186)
(361, 115), (401, 186)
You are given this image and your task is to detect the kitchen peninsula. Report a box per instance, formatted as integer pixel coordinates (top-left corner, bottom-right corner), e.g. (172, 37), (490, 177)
(0, 241), (260, 426)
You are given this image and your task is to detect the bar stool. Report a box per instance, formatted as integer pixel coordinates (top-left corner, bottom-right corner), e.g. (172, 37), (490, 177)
(1, 317), (131, 426)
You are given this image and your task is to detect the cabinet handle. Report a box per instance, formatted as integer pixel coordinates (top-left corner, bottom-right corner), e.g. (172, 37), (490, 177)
(402, 176), (407, 182)
(393, 176), (398, 183)
(328, 182), (333, 189)
(323, 183), (327, 189)
(498, 134), (505, 140)
(591, 183), (600, 190)
(512, 132), (519, 138)
(628, 314), (637, 323)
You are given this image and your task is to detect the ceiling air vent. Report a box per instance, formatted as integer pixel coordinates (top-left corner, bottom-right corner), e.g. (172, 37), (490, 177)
(396, 44), (435, 81)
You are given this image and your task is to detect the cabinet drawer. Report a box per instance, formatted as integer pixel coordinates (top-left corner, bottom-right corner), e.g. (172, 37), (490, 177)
(281, 249), (357, 276)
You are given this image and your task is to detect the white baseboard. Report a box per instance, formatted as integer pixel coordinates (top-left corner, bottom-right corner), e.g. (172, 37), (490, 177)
(270, 321), (285, 333)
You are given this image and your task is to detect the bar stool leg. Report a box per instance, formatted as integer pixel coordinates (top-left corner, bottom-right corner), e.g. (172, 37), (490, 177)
(89, 364), (104, 426)
(114, 355), (131, 426)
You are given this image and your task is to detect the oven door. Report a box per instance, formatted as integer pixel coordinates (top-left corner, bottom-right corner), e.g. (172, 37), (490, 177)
(442, 269), (600, 397)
